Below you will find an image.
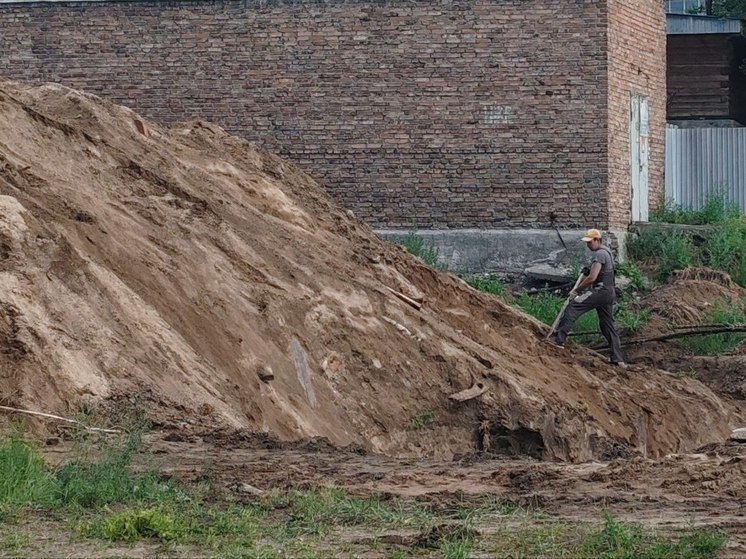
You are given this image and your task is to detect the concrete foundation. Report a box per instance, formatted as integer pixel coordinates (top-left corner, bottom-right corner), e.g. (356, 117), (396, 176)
(377, 229), (628, 275)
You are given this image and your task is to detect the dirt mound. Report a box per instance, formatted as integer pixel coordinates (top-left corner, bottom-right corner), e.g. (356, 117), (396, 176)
(0, 79), (736, 461)
(626, 268), (745, 398)
(641, 268), (745, 328)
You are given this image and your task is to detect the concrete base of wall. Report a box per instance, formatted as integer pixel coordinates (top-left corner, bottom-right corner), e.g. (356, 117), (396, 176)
(377, 229), (628, 275)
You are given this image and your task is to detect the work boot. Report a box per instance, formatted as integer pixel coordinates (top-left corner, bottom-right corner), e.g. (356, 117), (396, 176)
(546, 336), (564, 348)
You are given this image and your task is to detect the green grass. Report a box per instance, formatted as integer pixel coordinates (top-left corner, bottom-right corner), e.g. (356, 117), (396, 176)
(400, 233), (444, 270)
(578, 512), (725, 559)
(0, 530), (30, 553)
(0, 435), (59, 509)
(82, 507), (184, 542)
(615, 305), (652, 333)
(0, 424), (185, 512)
(650, 191), (740, 225)
(679, 300), (746, 355)
(615, 261), (651, 291)
(466, 276), (506, 296)
(410, 411), (436, 430)
(439, 523), (476, 559)
(631, 199), (746, 287)
(483, 513), (726, 559)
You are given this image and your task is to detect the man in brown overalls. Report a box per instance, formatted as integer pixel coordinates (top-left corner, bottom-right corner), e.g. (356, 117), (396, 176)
(549, 229), (626, 367)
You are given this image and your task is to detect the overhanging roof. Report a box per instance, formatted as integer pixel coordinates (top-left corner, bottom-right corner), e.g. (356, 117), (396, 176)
(667, 14), (743, 35)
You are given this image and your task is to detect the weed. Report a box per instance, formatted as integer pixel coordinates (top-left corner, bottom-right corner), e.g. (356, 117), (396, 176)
(675, 369), (699, 379)
(579, 512), (726, 559)
(615, 303), (651, 333)
(411, 410), (436, 430)
(270, 487), (434, 539)
(55, 429), (182, 508)
(83, 508), (184, 542)
(466, 276), (506, 297)
(679, 300), (746, 355)
(0, 530), (29, 553)
(514, 291), (599, 333)
(651, 191), (740, 225)
(400, 233), (444, 270)
(452, 496), (526, 522)
(615, 261), (650, 291)
(439, 524), (475, 559)
(704, 215), (746, 287)
(568, 260), (583, 280)
(82, 503), (264, 546)
(0, 435), (58, 508)
(630, 199), (746, 287)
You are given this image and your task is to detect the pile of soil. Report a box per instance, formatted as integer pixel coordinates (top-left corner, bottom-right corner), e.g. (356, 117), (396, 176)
(0, 79), (736, 461)
(626, 268), (746, 402)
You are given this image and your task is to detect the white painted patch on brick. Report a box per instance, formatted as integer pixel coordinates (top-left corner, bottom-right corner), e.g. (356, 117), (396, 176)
(482, 105), (514, 125)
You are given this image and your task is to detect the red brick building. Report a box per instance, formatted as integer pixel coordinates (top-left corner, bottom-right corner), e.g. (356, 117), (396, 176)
(0, 0), (666, 270)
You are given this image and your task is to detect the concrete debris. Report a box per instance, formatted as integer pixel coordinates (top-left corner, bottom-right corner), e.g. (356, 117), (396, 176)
(524, 263), (572, 283)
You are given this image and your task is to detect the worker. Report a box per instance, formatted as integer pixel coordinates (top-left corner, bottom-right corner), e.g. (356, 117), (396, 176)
(548, 229), (626, 367)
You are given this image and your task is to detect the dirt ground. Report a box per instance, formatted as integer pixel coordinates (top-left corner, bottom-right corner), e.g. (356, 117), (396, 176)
(30, 428), (746, 557)
(1, 80), (745, 556)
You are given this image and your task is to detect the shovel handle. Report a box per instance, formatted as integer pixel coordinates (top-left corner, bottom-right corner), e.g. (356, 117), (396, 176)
(547, 273), (585, 339)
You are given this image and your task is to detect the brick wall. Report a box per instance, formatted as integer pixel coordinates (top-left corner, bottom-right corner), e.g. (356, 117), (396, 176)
(0, 0), (657, 230)
(607, 0), (667, 228)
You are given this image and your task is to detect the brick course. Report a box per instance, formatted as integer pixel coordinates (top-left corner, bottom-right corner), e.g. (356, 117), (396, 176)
(607, 0), (667, 227)
(0, 0), (664, 230)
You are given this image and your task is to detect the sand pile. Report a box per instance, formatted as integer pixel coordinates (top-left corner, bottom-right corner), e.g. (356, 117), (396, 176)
(0, 80), (735, 461)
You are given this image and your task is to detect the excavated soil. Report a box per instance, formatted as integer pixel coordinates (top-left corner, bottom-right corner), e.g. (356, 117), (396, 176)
(626, 268), (746, 405)
(0, 79), (739, 463)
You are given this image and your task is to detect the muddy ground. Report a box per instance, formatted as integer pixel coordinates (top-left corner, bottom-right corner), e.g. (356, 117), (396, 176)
(28, 426), (745, 558)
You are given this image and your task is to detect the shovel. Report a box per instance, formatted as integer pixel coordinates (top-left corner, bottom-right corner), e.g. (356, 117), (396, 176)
(547, 272), (586, 340)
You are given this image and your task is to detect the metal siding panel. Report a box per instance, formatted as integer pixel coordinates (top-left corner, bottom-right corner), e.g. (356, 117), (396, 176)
(665, 127), (746, 212)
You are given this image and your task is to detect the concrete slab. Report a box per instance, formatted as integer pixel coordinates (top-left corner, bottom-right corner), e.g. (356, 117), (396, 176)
(524, 263), (573, 283)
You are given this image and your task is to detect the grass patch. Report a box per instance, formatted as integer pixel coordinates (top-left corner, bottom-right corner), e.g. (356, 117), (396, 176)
(55, 434), (182, 508)
(615, 305), (651, 333)
(579, 512), (726, 559)
(484, 513), (726, 558)
(0, 435), (59, 509)
(0, 530), (29, 553)
(410, 410), (436, 430)
(0, 420), (184, 512)
(651, 191), (740, 225)
(466, 276), (506, 296)
(615, 260), (651, 291)
(439, 523), (476, 559)
(400, 233), (444, 270)
(627, 230), (697, 283)
(82, 507), (184, 542)
(630, 199), (746, 287)
(679, 300), (746, 355)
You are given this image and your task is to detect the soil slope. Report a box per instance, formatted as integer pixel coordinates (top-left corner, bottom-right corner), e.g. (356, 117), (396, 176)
(0, 80), (735, 461)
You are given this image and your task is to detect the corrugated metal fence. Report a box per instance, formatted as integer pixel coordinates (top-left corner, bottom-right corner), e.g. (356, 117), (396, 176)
(665, 126), (746, 211)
